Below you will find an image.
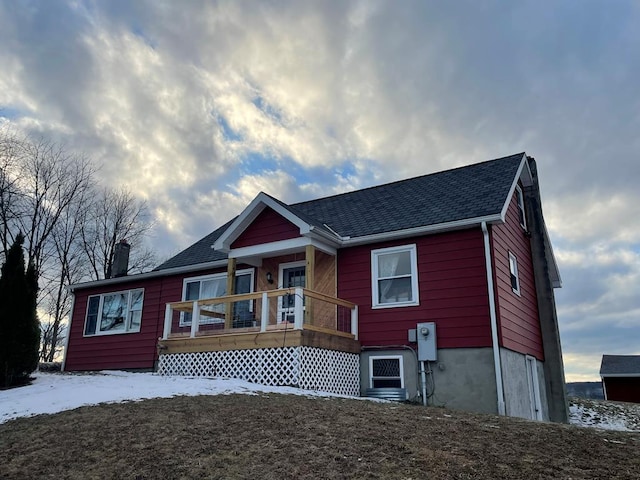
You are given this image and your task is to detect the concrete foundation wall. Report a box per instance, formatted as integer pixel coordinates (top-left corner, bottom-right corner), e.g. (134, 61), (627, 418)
(361, 347), (499, 415)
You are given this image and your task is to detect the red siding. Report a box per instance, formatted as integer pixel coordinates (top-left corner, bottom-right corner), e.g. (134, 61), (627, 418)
(232, 207), (300, 248)
(338, 229), (492, 348)
(64, 267), (227, 371)
(491, 188), (544, 360)
(604, 377), (640, 403)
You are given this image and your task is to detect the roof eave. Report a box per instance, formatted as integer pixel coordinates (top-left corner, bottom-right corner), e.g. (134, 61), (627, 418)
(67, 259), (229, 292)
(341, 214), (503, 247)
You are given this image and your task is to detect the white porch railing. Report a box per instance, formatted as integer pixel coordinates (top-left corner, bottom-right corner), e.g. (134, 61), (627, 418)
(162, 287), (358, 340)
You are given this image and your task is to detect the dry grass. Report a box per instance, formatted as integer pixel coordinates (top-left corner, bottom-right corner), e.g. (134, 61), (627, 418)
(1, 393), (639, 479)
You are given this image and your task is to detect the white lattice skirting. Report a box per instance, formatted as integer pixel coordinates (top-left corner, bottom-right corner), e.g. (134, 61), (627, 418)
(157, 346), (360, 397)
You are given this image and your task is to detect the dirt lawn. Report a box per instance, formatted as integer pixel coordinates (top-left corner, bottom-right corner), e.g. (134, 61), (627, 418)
(1, 393), (639, 479)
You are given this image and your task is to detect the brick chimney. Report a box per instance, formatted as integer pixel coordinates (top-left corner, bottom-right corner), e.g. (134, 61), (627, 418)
(111, 239), (130, 278)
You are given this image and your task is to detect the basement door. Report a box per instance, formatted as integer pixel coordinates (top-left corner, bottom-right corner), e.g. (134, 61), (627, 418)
(526, 355), (543, 420)
(277, 261), (306, 323)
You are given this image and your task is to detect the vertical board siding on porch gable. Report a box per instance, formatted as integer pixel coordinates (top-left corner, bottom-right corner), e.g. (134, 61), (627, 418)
(65, 274), (185, 371)
(231, 207), (300, 248)
(491, 189), (544, 360)
(338, 228), (493, 348)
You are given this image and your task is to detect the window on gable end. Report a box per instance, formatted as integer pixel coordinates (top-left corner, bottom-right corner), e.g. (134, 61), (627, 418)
(509, 252), (521, 296)
(515, 185), (527, 229)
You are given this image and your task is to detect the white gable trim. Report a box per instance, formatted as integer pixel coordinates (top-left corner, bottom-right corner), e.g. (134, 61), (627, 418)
(229, 237), (337, 259)
(213, 192), (314, 253)
(499, 153), (531, 222)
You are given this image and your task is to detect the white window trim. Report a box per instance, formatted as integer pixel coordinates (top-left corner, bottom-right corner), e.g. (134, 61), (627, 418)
(369, 355), (405, 389)
(515, 184), (527, 229)
(83, 288), (144, 337)
(509, 252), (521, 296)
(371, 244), (419, 309)
(277, 260), (306, 323)
(180, 268), (254, 327)
(277, 260), (306, 288)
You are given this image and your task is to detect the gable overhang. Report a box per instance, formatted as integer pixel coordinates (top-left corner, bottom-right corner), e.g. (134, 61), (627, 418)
(601, 373), (640, 378)
(500, 153), (532, 222)
(212, 192), (341, 259)
(499, 153), (562, 289)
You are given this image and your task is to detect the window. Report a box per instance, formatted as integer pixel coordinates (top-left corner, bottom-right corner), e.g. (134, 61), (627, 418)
(509, 252), (520, 295)
(369, 356), (404, 388)
(84, 289), (144, 336)
(181, 269), (254, 326)
(371, 244), (419, 308)
(515, 184), (527, 229)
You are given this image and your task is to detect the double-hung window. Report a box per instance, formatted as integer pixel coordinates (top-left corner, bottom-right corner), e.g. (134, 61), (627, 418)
(509, 252), (520, 295)
(181, 269), (254, 326)
(84, 289), (144, 336)
(371, 244), (419, 308)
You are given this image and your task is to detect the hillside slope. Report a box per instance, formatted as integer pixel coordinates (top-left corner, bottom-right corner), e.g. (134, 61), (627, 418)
(1, 393), (639, 479)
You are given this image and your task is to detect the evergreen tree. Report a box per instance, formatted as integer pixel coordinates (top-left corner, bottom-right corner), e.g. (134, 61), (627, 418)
(0, 233), (40, 387)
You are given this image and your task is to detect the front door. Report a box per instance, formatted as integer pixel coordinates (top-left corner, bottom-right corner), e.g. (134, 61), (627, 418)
(277, 261), (305, 323)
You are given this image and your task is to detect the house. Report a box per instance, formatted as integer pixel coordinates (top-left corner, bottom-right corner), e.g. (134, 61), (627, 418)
(600, 355), (640, 403)
(63, 152), (569, 422)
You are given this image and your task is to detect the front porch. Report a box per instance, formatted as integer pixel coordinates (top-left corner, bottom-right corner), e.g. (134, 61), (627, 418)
(157, 288), (362, 396)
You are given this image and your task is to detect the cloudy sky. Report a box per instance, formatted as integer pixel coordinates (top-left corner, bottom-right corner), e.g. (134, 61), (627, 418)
(1, 0), (638, 381)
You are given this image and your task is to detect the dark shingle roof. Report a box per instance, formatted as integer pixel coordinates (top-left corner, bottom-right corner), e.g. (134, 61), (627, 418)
(155, 153), (524, 271)
(153, 219), (234, 271)
(600, 355), (640, 376)
(293, 153), (524, 238)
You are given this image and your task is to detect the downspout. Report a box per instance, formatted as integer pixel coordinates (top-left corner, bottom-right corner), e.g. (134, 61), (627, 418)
(481, 222), (506, 416)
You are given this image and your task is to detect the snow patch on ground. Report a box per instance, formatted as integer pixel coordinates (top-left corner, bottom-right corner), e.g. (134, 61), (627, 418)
(569, 397), (640, 432)
(0, 371), (345, 425)
(2, 372), (639, 433)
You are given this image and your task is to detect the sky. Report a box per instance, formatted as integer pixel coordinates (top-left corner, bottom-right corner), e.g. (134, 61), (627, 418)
(1, 371), (637, 431)
(1, 1), (639, 381)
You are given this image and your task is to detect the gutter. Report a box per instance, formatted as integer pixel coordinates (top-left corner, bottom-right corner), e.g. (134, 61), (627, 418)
(481, 221), (506, 415)
(341, 214), (502, 247)
(68, 259), (229, 292)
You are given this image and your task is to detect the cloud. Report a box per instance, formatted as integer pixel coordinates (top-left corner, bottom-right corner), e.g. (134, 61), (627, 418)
(2, 0), (640, 380)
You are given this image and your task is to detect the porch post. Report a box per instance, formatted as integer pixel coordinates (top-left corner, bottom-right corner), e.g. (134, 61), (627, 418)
(163, 304), (172, 340)
(260, 292), (269, 332)
(224, 257), (237, 329)
(294, 287), (304, 330)
(351, 305), (358, 340)
(190, 301), (200, 338)
(305, 244), (315, 325)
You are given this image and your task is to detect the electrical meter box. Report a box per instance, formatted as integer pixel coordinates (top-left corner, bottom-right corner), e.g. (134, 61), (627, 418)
(416, 322), (437, 361)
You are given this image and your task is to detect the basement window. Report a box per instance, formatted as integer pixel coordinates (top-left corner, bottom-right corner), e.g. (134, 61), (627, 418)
(84, 289), (144, 336)
(369, 355), (404, 388)
(509, 252), (521, 296)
